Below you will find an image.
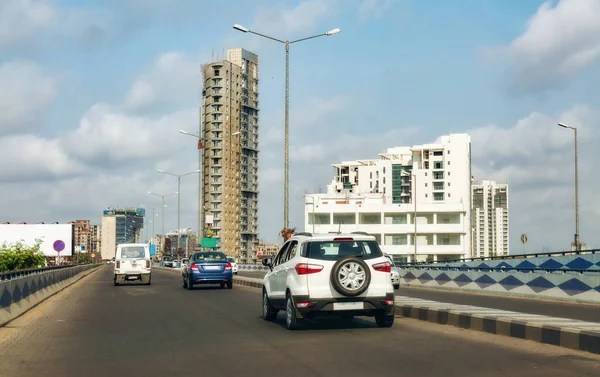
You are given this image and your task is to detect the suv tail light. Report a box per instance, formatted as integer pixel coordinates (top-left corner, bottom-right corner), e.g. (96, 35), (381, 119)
(225, 263), (232, 270)
(116, 261), (120, 269)
(191, 263), (199, 271)
(295, 263), (324, 275)
(146, 260), (150, 268)
(373, 261), (391, 273)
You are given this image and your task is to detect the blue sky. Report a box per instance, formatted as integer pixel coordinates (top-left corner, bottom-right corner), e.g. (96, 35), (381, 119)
(1, 0), (599, 253)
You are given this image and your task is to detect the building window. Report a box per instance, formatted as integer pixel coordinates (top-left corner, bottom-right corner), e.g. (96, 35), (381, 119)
(383, 177), (386, 184)
(433, 182), (444, 190)
(434, 161), (443, 169)
(433, 192), (444, 201)
(384, 213), (407, 224)
(359, 213), (380, 224)
(308, 213), (330, 225)
(383, 167), (386, 174)
(370, 172), (372, 179)
(437, 213), (460, 224)
(333, 213), (355, 224)
(384, 234), (408, 245)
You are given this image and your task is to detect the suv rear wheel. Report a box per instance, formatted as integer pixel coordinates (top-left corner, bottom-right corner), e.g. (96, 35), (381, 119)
(262, 290), (278, 321)
(285, 294), (301, 330)
(375, 312), (394, 328)
(330, 256), (371, 297)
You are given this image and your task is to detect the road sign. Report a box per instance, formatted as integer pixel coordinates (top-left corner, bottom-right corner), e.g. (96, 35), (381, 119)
(520, 234), (528, 244)
(53, 240), (65, 252)
(91, 253), (96, 258)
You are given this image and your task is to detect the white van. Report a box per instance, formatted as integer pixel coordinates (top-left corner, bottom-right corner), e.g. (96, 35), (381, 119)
(114, 243), (152, 286)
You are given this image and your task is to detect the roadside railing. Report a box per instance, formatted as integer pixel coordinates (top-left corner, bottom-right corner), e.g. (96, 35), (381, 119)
(401, 265), (600, 275)
(398, 248), (600, 267)
(0, 263), (96, 282)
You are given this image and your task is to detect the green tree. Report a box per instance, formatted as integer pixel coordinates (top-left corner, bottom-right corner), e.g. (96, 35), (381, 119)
(0, 238), (47, 272)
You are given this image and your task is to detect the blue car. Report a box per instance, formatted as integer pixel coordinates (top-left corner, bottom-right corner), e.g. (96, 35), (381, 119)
(182, 251), (233, 290)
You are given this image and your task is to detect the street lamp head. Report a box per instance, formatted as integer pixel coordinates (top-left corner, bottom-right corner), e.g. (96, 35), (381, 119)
(157, 169), (165, 173)
(558, 123), (569, 128)
(231, 131), (240, 136)
(179, 130), (192, 135)
(325, 28), (341, 36)
(233, 24), (249, 33)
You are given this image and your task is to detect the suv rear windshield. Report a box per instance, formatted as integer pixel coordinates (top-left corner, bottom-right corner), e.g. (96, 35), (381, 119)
(120, 246), (146, 259)
(302, 240), (383, 261)
(192, 252), (227, 261)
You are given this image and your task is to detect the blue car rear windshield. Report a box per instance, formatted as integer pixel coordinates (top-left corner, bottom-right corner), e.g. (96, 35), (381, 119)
(301, 240), (383, 261)
(192, 252), (227, 261)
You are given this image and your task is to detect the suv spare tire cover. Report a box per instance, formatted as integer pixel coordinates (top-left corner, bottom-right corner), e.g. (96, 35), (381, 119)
(330, 256), (371, 297)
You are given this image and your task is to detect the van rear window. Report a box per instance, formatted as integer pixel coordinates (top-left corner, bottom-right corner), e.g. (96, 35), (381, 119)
(301, 240), (383, 261)
(120, 246), (146, 259)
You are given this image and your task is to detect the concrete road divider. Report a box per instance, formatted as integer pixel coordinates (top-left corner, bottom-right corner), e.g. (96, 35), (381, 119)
(0, 264), (101, 327)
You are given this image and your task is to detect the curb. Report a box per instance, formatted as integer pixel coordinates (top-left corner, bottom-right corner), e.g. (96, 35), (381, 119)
(397, 304), (600, 355)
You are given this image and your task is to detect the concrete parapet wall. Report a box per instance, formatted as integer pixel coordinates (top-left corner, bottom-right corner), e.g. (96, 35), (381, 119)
(0, 264), (101, 327)
(398, 268), (600, 303)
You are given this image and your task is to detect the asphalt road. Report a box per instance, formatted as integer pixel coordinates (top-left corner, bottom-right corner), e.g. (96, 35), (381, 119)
(238, 270), (600, 322)
(1, 266), (600, 377)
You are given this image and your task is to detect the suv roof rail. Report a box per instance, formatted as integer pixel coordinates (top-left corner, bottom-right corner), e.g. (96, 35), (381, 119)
(294, 232), (313, 237)
(351, 231), (370, 236)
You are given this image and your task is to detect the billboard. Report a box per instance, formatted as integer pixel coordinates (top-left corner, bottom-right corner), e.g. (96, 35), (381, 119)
(0, 224), (73, 257)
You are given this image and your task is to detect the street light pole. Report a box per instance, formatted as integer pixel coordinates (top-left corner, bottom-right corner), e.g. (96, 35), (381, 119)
(179, 129), (207, 249)
(558, 123), (580, 251)
(233, 24), (340, 230)
(157, 169), (201, 258)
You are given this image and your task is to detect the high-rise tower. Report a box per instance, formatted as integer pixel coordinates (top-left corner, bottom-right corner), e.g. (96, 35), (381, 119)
(201, 48), (259, 263)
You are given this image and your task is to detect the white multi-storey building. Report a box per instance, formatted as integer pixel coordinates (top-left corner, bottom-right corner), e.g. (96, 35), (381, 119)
(304, 134), (472, 263)
(471, 180), (509, 257)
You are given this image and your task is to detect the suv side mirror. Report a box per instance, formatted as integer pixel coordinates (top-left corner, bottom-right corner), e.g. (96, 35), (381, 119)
(262, 258), (272, 267)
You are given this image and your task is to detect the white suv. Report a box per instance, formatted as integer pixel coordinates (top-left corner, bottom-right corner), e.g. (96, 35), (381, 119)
(114, 243), (151, 286)
(261, 232), (395, 330)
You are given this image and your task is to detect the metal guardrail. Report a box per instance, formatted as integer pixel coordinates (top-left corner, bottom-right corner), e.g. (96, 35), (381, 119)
(400, 265), (600, 275)
(0, 263), (97, 282)
(398, 248), (600, 267)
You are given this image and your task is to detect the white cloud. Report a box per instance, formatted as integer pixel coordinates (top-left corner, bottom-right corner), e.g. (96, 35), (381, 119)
(65, 104), (196, 164)
(0, 60), (60, 135)
(124, 52), (205, 110)
(469, 104), (599, 251)
(290, 144), (327, 163)
(0, 134), (86, 182)
(251, 0), (340, 36)
(0, 0), (56, 49)
(492, 0), (600, 92)
(358, 0), (395, 21)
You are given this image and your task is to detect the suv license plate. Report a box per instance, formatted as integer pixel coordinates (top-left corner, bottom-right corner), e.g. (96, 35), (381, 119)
(333, 302), (363, 310)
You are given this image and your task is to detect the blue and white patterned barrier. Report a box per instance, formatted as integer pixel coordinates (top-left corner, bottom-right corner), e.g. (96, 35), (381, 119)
(405, 254), (600, 272)
(399, 268), (600, 303)
(238, 264), (269, 271)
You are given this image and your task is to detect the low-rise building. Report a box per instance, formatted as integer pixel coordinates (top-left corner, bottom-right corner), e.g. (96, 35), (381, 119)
(304, 134), (473, 263)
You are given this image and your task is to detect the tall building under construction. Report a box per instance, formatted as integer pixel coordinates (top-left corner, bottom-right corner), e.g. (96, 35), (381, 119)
(201, 48), (259, 263)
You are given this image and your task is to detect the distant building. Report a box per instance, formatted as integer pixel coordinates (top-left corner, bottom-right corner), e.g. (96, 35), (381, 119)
(256, 242), (281, 262)
(91, 224), (101, 255)
(201, 48), (260, 263)
(100, 207), (144, 260)
(69, 220), (92, 254)
(304, 134), (472, 263)
(471, 180), (509, 257)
